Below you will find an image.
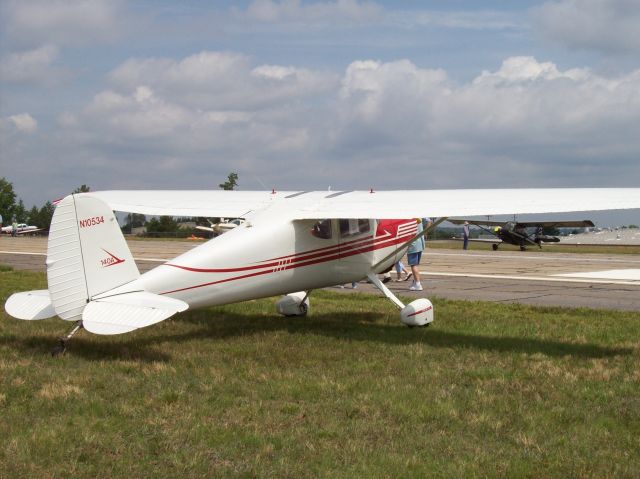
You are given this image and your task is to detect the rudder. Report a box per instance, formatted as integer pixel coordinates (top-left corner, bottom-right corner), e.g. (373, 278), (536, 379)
(47, 194), (140, 321)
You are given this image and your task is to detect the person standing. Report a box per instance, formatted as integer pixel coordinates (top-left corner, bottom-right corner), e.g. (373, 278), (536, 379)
(394, 260), (409, 281)
(407, 218), (426, 291)
(463, 221), (470, 250)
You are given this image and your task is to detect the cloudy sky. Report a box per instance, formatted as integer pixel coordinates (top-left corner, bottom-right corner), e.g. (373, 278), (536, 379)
(1, 0), (639, 217)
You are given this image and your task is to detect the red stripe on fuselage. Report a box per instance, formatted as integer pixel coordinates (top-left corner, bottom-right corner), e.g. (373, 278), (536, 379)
(160, 231), (414, 295)
(263, 232), (382, 262)
(164, 234), (377, 273)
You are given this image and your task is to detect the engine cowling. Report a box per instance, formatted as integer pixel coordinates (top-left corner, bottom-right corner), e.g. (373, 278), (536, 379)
(400, 298), (434, 327)
(276, 292), (310, 316)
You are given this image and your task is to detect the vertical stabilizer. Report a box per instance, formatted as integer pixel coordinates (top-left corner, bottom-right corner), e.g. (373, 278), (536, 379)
(47, 194), (140, 321)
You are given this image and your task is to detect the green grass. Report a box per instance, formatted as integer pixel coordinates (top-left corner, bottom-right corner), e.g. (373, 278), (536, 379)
(1, 269), (639, 478)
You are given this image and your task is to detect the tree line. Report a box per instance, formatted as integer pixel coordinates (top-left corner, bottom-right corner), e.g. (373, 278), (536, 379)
(0, 178), (91, 229)
(1, 173), (239, 233)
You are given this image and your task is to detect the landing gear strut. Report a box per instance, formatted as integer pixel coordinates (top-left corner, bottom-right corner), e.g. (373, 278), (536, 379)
(367, 273), (434, 327)
(51, 321), (83, 357)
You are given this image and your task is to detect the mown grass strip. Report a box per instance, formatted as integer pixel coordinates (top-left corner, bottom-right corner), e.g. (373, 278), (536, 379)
(1, 269), (639, 478)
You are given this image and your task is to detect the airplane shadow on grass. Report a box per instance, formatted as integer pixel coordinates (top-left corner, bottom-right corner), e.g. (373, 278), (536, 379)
(215, 312), (632, 359)
(3, 309), (631, 361)
(1, 333), (172, 362)
(154, 310), (632, 360)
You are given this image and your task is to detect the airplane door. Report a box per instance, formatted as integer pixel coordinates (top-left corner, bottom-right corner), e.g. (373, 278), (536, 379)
(338, 218), (375, 272)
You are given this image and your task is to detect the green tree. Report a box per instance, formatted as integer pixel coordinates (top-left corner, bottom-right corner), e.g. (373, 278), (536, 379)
(219, 172), (238, 190)
(27, 206), (39, 225)
(0, 177), (17, 221)
(14, 199), (27, 222)
(122, 213), (146, 233)
(146, 216), (180, 233)
(72, 184), (91, 194)
(127, 213), (146, 228)
(35, 201), (55, 230)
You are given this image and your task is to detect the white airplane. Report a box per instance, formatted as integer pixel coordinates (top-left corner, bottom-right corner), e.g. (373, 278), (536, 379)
(5, 188), (640, 355)
(195, 218), (245, 236)
(1, 223), (42, 235)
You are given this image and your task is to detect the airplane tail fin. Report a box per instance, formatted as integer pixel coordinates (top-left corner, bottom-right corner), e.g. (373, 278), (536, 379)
(6, 193), (188, 334)
(46, 194), (141, 322)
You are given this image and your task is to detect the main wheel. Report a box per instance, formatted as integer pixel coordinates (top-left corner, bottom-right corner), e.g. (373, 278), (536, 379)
(298, 302), (308, 316)
(51, 341), (66, 357)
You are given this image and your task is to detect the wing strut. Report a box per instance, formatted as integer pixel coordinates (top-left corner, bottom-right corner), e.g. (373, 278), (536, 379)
(371, 217), (448, 272)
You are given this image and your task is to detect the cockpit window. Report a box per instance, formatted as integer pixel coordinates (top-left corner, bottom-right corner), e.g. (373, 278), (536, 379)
(311, 219), (332, 239)
(339, 219), (370, 237)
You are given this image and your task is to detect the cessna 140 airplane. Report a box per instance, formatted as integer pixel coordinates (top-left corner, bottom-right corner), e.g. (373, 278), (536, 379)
(5, 188), (640, 355)
(449, 219), (595, 251)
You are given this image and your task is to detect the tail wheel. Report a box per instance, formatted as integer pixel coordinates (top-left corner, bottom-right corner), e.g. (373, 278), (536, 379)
(492, 244), (499, 251)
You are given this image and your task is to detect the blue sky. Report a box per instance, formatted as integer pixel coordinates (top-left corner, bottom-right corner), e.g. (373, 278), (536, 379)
(1, 0), (639, 224)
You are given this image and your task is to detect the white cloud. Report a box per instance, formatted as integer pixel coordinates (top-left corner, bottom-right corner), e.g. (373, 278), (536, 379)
(473, 56), (590, 84)
(533, 0), (640, 53)
(1, 113), (38, 133)
(108, 51), (339, 110)
(0, 44), (69, 85)
(243, 0), (382, 23)
(2, 0), (123, 47)
(86, 87), (191, 139)
(332, 56), (640, 186)
(5, 52), (640, 200)
(392, 10), (522, 30)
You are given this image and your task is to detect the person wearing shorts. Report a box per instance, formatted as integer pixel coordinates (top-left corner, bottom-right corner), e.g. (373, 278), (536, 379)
(407, 218), (426, 291)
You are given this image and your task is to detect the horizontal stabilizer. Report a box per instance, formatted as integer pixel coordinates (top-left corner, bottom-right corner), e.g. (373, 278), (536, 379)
(82, 292), (188, 335)
(5, 290), (56, 320)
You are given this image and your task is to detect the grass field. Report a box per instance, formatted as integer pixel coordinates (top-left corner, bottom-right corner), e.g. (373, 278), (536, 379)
(1, 268), (639, 478)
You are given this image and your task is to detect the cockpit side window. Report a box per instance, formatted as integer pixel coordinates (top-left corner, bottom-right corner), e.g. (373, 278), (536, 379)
(311, 219), (332, 239)
(339, 219), (371, 238)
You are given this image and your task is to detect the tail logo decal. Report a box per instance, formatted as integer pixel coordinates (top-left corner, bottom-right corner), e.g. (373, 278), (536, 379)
(100, 249), (125, 267)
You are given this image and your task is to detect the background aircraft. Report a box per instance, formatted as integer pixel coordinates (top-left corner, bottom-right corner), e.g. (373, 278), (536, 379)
(4, 188), (639, 355)
(195, 218), (245, 236)
(449, 219), (595, 250)
(1, 223), (42, 235)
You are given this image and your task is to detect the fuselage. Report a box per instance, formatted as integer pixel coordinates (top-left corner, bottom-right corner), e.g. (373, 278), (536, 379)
(133, 206), (417, 309)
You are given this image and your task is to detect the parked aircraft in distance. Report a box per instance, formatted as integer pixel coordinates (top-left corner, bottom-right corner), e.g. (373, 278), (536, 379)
(449, 219), (595, 250)
(195, 218), (245, 236)
(1, 223), (42, 235)
(5, 188), (640, 355)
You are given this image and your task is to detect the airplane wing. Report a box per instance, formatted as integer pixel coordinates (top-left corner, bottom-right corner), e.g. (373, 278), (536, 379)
(448, 219), (507, 227)
(16, 228), (42, 235)
(87, 190), (295, 218)
(513, 220), (595, 228)
(448, 219), (594, 228)
(452, 237), (501, 244)
(87, 188), (640, 220)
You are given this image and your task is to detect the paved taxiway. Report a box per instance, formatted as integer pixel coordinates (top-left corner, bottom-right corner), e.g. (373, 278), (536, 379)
(2, 237), (640, 311)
